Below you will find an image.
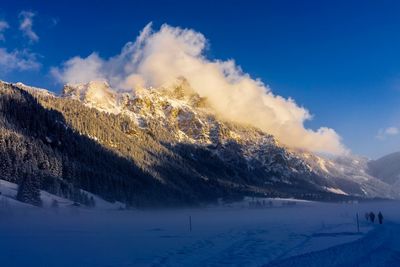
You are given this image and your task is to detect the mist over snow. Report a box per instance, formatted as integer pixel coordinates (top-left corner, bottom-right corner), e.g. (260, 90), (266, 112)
(51, 23), (347, 155)
(0, 199), (397, 267)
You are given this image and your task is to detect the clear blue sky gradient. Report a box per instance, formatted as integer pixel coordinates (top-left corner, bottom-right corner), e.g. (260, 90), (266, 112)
(1, 0), (400, 158)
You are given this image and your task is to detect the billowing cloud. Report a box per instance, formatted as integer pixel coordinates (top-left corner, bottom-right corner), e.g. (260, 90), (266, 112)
(19, 11), (39, 42)
(0, 20), (9, 41)
(0, 48), (40, 72)
(376, 126), (399, 140)
(51, 23), (347, 155)
(51, 53), (105, 84)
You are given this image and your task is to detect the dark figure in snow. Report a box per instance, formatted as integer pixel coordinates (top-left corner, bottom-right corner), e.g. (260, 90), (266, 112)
(378, 212), (384, 224)
(369, 212), (375, 223)
(365, 212), (369, 221)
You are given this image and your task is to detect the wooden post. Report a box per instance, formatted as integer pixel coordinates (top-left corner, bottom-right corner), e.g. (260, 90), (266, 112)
(356, 213), (360, 233)
(189, 215), (192, 232)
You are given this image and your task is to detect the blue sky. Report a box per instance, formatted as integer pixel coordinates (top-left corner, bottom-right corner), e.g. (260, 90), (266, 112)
(1, 0), (400, 158)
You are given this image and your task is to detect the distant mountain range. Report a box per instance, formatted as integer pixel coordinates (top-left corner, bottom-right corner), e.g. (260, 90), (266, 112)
(0, 79), (399, 207)
(367, 152), (400, 187)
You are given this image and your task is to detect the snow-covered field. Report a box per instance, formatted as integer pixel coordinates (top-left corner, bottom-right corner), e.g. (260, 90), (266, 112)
(0, 194), (397, 267)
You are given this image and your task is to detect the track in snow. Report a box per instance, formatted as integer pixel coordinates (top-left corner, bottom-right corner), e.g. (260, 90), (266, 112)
(266, 223), (400, 267)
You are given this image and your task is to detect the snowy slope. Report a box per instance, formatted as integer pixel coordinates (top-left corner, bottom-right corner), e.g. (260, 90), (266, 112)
(0, 179), (123, 210)
(301, 153), (399, 199)
(265, 222), (399, 267)
(367, 151), (400, 185)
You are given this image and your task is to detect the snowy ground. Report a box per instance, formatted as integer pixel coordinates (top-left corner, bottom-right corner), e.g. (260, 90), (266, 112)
(265, 222), (400, 267)
(0, 179), (125, 209)
(0, 195), (397, 267)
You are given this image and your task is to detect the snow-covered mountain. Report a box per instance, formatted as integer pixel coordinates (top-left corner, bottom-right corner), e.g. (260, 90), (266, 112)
(367, 152), (400, 186)
(62, 80), (398, 198)
(0, 79), (398, 207)
(301, 153), (397, 198)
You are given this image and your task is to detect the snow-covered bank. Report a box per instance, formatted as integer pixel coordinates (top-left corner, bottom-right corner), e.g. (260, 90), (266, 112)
(0, 179), (124, 210)
(266, 222), (400, 267)
(0, 200), (394, 267)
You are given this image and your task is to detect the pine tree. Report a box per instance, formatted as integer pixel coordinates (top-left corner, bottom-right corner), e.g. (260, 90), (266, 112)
(51, 199), (59, 208)
(16, 174), (42, 207)
(89, 196), (96, 208)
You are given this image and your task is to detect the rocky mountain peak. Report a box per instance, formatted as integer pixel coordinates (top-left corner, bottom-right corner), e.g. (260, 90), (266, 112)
(62, 81), (119, 113)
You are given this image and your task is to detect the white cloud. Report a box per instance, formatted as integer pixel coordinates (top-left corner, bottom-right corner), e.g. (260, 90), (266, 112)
(376, 126), (399, 140)
(0, 20), (9, 41)
(386, 127), (399, 135)
(19, 11), (39, 43)
(0, 48), (40, 72)
(50, 18), (59, 28)
(51, 53), (105, 84)
(52, 23), (347, 155)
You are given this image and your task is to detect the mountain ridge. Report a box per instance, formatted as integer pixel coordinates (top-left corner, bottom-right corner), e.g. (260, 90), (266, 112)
(0, 79), (398, 207)
(367, 152), (400, 186)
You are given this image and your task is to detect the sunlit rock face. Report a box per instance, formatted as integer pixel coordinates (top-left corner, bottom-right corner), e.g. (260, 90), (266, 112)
(62, 81), (119, 113)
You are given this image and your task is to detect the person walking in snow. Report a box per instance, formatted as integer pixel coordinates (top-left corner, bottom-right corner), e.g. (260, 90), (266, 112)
(378, 212), (384, 224)
(365, 212), (369, 222)
(369, 212), (375, 223)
